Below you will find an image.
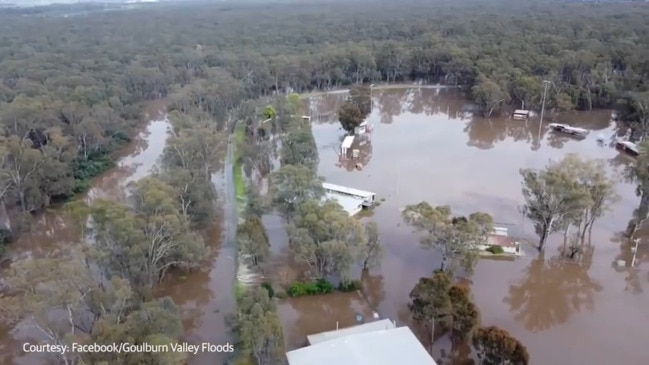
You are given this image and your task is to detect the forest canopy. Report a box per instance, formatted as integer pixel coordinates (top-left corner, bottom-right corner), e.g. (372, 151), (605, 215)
(0, 0), (647, 241)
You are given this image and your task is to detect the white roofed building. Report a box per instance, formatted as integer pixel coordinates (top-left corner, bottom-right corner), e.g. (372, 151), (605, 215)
(286, 320), (437, 365)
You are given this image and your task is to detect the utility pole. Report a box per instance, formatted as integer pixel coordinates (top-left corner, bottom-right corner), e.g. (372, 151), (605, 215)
(369, 83), (375, 112)
(631, 238), (641, 267)
(537, 80), (551, 143)
(540, 80), (551, 124)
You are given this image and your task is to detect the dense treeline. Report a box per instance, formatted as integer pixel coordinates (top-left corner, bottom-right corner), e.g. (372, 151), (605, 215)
(1, 0), (648, 226)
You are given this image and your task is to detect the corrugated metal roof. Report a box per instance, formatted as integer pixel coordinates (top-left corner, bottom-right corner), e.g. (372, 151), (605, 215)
(322, 182), (375, 198)
(307, 319), (396, 345)
(324, 193), (364, 216)
(286, 326), (437, 365)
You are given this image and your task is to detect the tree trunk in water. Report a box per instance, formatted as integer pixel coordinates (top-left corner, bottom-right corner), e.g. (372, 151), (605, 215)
(538, 225), (549, 252)
(627, 192), (649, 237)
(430, 319), (436, 354)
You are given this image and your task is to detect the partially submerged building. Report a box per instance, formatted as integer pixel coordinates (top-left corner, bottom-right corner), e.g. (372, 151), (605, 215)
(512, 109), (531, 120)
(616, 140), (640, 156)
(477, 227), (522, 255)
(286, 319), (437, 365)
(322, 182), (376, 216)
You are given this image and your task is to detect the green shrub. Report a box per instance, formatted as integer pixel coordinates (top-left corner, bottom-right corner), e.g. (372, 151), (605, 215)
(338, 280), (362, 292)
(486, 245), (505, 254)
(261, 281), (275, 298)
(287, 279), (335, 297)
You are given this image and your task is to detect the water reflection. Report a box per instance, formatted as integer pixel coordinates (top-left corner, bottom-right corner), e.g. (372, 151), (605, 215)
(360, 270), (385, 311)
(464, 118), (542, 150)
(296, 87), (647, 364)
(280, 292), (376, 348)
(307, 87), (468, 125)
(336, 135), (373, 171)
(615, 230), (649, 294)
(504, 250), (602, 332)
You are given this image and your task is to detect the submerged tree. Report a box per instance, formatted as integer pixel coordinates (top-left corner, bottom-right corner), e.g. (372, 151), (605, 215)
(409, 271), (481, 347)
(280, 125), (319, 171)
(286, 199), (366, 279)
(238, 215), (270, 266)
(269, 165), (323, 221)
(449, 285), (480, 343)
(360, 221), (384, 271)
(402, 202), (493, 275)
(520, 154), (618, 252)
(628, 140), (649, 236)
(89, 177), (206, 296)
(338, 101), (365, 134)
(408, 272), (453, 346)
(471, 75), (509, 117)
(473, 326), (529, 365)
(235, 287), (285, 365)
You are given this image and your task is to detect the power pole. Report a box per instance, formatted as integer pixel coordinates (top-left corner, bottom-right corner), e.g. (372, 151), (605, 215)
(631, 238), (640, 267)
(536, 80), (551, 145)
(540, 80), (551, 124)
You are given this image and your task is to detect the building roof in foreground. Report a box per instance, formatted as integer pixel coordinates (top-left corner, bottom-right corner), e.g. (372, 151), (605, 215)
(307, 319), (396, 345)
(286, 326), (437, 365)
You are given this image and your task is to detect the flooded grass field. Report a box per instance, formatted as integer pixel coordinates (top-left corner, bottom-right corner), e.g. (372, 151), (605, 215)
(276, 87), (649, 364)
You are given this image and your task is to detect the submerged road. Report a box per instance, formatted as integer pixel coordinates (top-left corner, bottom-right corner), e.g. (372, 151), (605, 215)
(216, 131), (238, 365)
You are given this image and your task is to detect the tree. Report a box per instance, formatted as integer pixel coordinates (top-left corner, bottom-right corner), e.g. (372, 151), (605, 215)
(402, 202), (493, 275)
(0, 257), (96, 365)
(164, 110), (225, 181)
(472, 75), (508, 117)
(449, 285), (480, 342)
(262, 105), (277, 120)
(235, 287), (285, 365)
(338, 101), (365, 134)
(89, 177), (206, 296)
(348, 84), (372, 116)
(520, 155), (617, 253)
(617, 92), (649, 142)
(0, 135), (45, 211)
(473, 326), (529, 365)
(519, 158), (589, 251)
(238, 215), (270, 266)
(557, 154), (619, 241)
(286, 199), (365, 279)
(84, 297), (187, 365)
(408, 272), (452, 346)
(269, 165), (324, 220)
(360, 221), (383, 270)
(280, 126), (319, 171)
(629, 140), (649, 236)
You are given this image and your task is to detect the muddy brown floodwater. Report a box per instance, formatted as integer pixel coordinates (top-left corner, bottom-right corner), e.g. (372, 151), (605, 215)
(271, 87), (649, 365)
(0, 99), (235, 365)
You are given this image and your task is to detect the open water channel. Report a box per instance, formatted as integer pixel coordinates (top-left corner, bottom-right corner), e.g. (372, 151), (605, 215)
(0, 100), (235, 365)
(1, 88), (648, 365)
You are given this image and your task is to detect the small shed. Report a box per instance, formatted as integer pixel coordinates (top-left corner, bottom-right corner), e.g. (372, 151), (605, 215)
(341, 136), (355, 157)
(513, 110), (531, 120)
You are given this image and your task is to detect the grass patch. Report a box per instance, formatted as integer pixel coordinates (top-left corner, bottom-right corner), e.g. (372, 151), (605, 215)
(235, 281), (247, 300)
(486, 245), (505, 254)
(233, 124), (247, 214)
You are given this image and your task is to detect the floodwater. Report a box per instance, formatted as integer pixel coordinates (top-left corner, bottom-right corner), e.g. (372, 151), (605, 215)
(0, 99), (235, 365)
(275, 87), (648, 365)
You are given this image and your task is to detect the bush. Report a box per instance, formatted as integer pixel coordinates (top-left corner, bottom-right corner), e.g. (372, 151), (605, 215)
(338, 280), (362, 292)
(287, 279), (335, 297)
(486, 245), (505, 254)
(261, 281), (275, 298)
